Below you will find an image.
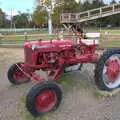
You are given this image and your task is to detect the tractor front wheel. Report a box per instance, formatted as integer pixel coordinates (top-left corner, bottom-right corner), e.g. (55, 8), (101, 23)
(95, 49), (120, 91)
(26, 82), (62, 117)
(7, 62), (31, 85)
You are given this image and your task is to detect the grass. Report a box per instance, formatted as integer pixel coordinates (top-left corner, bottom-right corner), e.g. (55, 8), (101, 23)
(17, 75), (73, 120)
(18, 95), (52, 120)
(59, 74), (74, 89)
(0, 29), (49, 35)
(86, 28), (120, 34)
(102, 29), (120, 34)
(17, 72), (120, 120)
(1, 33), (56, 44)
(18, 96), (38, 120)
(101, 41), (120, 47)
(17, 74), (86, 120)
(93, 88), (120, 99)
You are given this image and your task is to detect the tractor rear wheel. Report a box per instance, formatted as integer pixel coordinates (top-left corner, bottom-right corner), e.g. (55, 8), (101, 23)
(7, 62), (31, 85)
(95, 49), (120, 91)
(26, 82), (62, 117)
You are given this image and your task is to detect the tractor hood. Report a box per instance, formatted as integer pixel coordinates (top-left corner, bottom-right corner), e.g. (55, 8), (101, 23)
(24, 40), (73, 52)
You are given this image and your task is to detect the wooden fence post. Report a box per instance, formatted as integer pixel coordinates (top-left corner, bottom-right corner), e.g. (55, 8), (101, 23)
(24, 32), (27, 42)
(0, 33), (3, 44)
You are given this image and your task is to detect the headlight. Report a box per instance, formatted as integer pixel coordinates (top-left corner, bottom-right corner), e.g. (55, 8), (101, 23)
(32, 45), (36, 50)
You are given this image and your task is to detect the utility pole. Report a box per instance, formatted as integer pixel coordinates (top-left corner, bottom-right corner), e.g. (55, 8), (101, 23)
(10, 8), (13, 29)
(26, 9), (32, 25)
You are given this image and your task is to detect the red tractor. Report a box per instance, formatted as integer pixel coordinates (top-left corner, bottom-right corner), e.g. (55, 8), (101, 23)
(7, 26), (120, 117)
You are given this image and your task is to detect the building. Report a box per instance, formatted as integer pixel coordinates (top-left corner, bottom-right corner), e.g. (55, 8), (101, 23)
(80, 0), (103, 4)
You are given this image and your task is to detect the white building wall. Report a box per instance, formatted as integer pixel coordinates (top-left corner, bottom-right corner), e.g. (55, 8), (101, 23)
(80, 0), (103, 4)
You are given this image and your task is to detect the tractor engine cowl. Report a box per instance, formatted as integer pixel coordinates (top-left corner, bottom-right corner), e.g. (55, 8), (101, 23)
(24, 40), (73, 66)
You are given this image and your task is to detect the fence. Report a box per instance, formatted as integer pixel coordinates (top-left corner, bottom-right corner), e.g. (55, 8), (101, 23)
(0, 33), (120, 49)
(0, 28), (45, 33)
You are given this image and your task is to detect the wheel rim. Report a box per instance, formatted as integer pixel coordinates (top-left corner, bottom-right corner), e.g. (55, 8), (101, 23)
(35, 90), (57, 112)
(103, 54), (120, 89)
(13, 64), (28, 82)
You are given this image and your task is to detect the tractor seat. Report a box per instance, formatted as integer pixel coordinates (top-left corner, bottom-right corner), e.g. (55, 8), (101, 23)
(81, 39), (99, 45)
(81, 33), (100, 45)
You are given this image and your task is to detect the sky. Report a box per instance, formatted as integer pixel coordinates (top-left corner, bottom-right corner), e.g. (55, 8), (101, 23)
(103, 0), (119, 3)
(0, 0), (119, 16)
(0, 0), (35, 15)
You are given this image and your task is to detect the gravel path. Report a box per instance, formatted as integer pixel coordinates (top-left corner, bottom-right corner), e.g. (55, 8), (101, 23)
(0, 48), (120, 120)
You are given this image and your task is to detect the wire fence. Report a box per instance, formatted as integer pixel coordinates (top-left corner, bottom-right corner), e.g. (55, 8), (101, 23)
(0, 32), (120, 49)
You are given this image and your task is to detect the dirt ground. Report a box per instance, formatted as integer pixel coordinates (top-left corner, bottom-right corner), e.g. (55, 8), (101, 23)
(0, 48), (120, 120)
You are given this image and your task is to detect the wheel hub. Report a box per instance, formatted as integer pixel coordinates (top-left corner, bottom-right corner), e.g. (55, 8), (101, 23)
(35, 90), (57, 112)
(13, 68), (28, 82)
(13, 63), (31, 82)
(106, 60), (120, 83)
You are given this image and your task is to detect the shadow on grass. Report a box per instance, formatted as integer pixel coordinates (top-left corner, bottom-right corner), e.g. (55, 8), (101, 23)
(59, 74), (75, 91)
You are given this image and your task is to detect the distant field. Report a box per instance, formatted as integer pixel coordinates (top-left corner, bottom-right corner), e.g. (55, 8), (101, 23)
(0, 28), (120, 47)
(100, 41), (120, 48)
(103, 29), (120, 34)
(85, 28), (120, 34)
(0, 28), (49, 35)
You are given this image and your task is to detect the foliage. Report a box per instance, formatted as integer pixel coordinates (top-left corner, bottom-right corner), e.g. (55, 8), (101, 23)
(0, 0), (120, 28)
(60, 0), (78, 13)
(101, 0), (120, 27)
(110, 0), (116, 4)
(32, 6), (48, 27)
(0, 8), (5, 27)
(12, 13), (29, 28)
(52, 6), (61, 26)
(33, 0), (107, 27)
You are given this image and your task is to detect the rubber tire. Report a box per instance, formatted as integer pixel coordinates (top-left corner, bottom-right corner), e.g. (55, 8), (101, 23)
(26, 81), (62, 117)
(79, 64), (83, 71)
(7, 62), (30, 85)
(95, 48), (120, 91)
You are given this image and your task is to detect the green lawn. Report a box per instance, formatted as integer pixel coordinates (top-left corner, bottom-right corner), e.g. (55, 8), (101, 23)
(1, 34), (56, 44)
(85, 28), (120, 34)
(101, 41), (120, 47)
(102, 29), (120, 34)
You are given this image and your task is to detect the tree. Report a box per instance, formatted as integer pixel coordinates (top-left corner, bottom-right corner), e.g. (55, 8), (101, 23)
(35, 0), (61, 34)
(33, 0), (120, 29)
(33, 6), (48, 27)
(52, 6), (61, 27)
(52, 0), (83, 26)
(103, 0), (120, 27)
(110, 0), (116, 4)
(0, 8), (5, 27)
(34, 0), (83, 29)
(61, 0), (79, 12)
(12, 13), (29, 28)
